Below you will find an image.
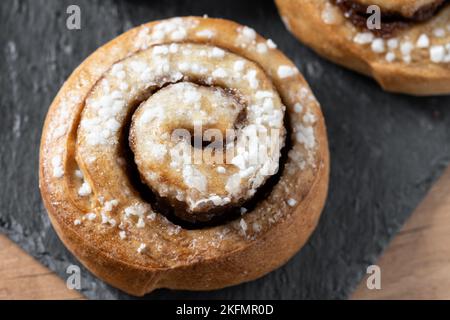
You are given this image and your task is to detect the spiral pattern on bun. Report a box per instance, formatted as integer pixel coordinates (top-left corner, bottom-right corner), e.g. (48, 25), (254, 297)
(39, 17), (329, 296)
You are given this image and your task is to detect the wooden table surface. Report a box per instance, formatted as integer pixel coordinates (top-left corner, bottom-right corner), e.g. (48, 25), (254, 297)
(0, 235), (83, 300)
(1, 166), (449, 300)
(352, 165), (450, 299)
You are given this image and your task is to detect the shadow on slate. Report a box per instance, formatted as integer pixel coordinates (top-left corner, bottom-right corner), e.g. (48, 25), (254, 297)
(0, 0), (449, 299)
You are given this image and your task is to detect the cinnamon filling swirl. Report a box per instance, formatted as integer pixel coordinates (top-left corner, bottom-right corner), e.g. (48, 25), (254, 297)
(333, 0), (448, 37)
(77, 43), (286, 224)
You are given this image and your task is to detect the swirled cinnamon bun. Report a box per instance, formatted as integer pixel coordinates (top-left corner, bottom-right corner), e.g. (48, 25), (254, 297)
(39, 17), (329, 296)
(276, 0), (450, 95)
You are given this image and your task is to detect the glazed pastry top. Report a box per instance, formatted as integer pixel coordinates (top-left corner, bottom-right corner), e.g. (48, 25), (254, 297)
(40, 17), (327, 269)
(314, 0), (450, 64)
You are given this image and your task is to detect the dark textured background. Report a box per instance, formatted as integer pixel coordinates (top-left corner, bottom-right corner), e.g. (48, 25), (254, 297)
(0, 0), (449, 299)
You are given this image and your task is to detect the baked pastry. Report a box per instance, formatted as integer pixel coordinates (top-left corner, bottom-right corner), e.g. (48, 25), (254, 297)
(275, 0), (450, 95)
(39, 16), (329, 296)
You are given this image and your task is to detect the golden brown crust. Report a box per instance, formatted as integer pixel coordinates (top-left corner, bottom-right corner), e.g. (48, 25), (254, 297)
(276, 0), (450, 95)
(39, 17), (329, 296)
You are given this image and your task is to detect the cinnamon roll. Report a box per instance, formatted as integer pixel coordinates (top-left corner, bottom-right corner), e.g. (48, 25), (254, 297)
(39, 17), (329, 296)
(276, 0), (450, 95)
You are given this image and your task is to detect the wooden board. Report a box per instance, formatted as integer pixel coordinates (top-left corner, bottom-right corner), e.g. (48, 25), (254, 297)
(352, 166), (450, 299)
(0, 235), (83, 300)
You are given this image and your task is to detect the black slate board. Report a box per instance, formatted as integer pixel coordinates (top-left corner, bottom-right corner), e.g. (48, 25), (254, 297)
(0, 0), (449, 300)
